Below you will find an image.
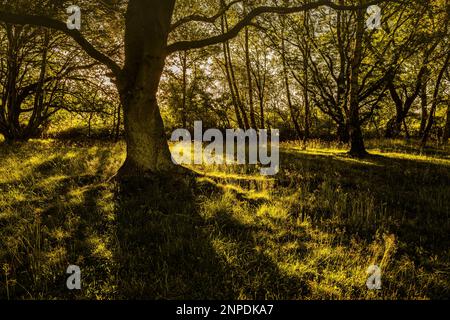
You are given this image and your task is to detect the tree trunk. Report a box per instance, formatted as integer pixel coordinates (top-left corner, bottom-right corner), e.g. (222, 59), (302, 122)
(114, 102), (122, 142)
(385, 117), (403, 139)
(221, 16), (244, 128)
(347, 3), (367, 156)
(443, 104), (450, 144)
(223, 15), (249, 129)
(302, 8), (311, 142)
(337, 122), (350, 143)
(181, 50), (188, 128)
(280, 20), (302, 139)
(419, 80), (428, 137)
(117, 0), (176, 176)
(245, 27), (257, 129)
(421, 51), (450, 148)
(386, 64), (428, 139)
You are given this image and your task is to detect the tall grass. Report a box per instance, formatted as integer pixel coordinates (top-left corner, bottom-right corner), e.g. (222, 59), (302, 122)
(0, 138), (449, 299)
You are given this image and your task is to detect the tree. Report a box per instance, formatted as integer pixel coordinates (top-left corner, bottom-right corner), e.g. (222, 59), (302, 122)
(0, 22), (99, 141)
(0, 0), (389, 176)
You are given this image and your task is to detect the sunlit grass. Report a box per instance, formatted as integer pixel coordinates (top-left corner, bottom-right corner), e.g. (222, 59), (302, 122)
(0, 138), (449, 299)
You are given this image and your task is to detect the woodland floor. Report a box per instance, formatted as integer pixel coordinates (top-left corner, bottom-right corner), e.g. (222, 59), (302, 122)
(0, 138), (449, 299)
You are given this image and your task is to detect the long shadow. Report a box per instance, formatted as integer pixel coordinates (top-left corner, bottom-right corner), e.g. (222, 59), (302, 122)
(203, 207), (310, 299)
(0, 143), (311, 299)
(0, 147), (115, 299)
(279, 148), (450, 250)
(113, 173), (233, 299)
(113, 173), (309, 299)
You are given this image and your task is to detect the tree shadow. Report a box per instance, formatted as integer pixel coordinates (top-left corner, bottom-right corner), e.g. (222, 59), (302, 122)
(0, 146), (116, 299)
(278, 148), (450, 250)
(112, 173), (309, 299)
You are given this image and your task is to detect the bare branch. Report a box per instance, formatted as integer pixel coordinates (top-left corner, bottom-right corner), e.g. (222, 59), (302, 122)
(0, 11), (122, 77)
(167, 0), (393, 53)
(170, 0), (243, 31)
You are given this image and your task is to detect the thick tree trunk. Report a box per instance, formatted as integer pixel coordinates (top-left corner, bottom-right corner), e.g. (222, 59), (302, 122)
(385, 117), (403, 139)
(347, 3), (367, 156)
(117, 0), (176, 176)
(348, 111), (366, 155)
(119, 86), (174, 175)
(337, 122), (350, 143)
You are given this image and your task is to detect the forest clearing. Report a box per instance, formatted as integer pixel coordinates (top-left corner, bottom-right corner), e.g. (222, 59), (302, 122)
(0, 0), (449, 302)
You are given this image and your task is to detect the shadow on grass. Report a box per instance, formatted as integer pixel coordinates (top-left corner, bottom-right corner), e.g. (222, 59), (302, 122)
(0, 142), (309, 299)
(112, 173), (308, 299)
(279, 148), (450, 250)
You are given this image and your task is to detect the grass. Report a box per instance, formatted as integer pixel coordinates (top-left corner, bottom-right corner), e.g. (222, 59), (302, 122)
(0, 138), (449, 299)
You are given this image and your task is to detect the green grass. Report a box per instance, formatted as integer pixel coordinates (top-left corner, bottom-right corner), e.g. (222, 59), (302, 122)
(0, 138), (449, 299)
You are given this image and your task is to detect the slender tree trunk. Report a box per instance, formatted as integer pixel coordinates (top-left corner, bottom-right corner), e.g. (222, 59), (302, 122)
(386, 65), (428, 139)
(227, 40), (249, 129)
(347, 3), (367, 156)
(403, 119), (410, 140)
(253, 55), (266, 129)
(419, 80), (428, 137)
(25, 29), (50, 139)
(302, 8), (311, 143)
(443, 104), (450, 144)
(259, 95), (265, 129)
(181, 50), (188, 128)
(280, 21), (302, 139)
(117, 0), (176, 176)
(385, 82), (403, 138)
(221, 16), (244, 128)
(223, 15), (249, 129)
(245, 27), (257, 129)
(5, 25), (20, 139)
(336, 4), (350, 143)
(422, 51), (450, 148)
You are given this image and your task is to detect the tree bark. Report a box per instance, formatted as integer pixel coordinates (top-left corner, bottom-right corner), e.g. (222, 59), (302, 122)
(221, 16), (244, 128)
(117, 0), (176, 176)
(443, 104), (450, 144)
(302, 7), (311, 143)
(181, 50), (188, 128)
(280, 19), (302, 139)
(419, 80), (428, 137)
(223, 14), (249, 129)
(245, 27), (257, 129)
(421, 51), (450, 148)
(347, 3), (367, 156)
(386, 65), (428, 139)
(337, 122), (350, 143)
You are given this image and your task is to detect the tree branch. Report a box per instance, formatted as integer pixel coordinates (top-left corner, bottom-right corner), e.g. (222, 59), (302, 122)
(170, 0), (243, 31)
(167, 0), (392, 53)
(0, 11), (121, 77)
